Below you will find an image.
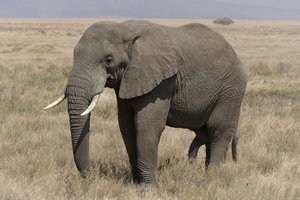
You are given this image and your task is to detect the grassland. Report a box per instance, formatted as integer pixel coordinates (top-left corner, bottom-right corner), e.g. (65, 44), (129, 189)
(0, 19), (299, 200)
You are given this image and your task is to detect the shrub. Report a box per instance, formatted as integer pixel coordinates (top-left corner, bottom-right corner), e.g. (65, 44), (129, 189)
(213, 17), (234, 25)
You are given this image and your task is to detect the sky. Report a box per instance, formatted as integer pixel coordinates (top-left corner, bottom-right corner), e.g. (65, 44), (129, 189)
(1, 0), (300, 19)
(216, 0), (300, 10)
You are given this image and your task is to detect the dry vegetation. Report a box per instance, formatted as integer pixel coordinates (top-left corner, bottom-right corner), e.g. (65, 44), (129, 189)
(0, 19), (299, 200)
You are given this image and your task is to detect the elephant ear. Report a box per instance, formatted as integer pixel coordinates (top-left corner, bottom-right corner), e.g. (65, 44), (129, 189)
(118, 27), (183, 99)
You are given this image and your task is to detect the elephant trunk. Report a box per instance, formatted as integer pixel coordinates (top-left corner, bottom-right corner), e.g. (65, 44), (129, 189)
(68, 94), (91, 172)
(66, 66), (107, 173)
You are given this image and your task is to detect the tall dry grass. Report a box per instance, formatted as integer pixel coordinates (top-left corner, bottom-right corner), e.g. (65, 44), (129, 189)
(0, 19), (299, 200)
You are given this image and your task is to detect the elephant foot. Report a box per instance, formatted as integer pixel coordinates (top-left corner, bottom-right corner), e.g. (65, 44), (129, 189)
(136, 182), (159, 196)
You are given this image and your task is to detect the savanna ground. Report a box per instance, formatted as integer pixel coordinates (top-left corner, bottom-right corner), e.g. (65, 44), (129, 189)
(0, 19), (299, 200)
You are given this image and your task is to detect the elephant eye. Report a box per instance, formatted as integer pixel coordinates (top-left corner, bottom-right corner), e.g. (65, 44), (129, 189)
(105, 55), (113, 66)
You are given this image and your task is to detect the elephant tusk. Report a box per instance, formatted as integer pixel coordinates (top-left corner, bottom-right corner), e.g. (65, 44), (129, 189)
(44, 94), (66, 110)
(80, 94), (100, 116)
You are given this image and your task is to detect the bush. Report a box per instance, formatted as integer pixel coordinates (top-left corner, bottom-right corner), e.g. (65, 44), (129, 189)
(213, 17), (234, 25)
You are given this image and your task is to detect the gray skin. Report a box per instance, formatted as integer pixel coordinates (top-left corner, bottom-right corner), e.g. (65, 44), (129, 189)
(56, 20), (247, 185)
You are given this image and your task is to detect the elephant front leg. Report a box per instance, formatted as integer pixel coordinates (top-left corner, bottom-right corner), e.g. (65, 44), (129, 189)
(134, 98), (171, 185)
(117, 99), (139, 183)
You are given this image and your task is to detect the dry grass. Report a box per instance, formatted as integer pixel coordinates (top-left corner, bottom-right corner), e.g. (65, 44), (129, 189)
(0, 19), (299, 200)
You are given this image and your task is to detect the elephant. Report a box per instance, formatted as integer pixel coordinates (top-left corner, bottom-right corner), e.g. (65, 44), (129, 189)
(45, 20), (247, 185)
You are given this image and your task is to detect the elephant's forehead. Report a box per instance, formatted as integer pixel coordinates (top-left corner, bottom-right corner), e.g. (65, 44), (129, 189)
(85, 24), (123, 42)
(75, 36), (118, 58)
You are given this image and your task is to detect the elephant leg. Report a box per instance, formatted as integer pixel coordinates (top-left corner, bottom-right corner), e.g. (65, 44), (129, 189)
(205, 127), (233, 166)
(188, 126), (208, 163)
(206, 101), (241, 166)
(188, 137), (202, 162)
(117, 99), (139, 183)
(133, 97), (171, 185)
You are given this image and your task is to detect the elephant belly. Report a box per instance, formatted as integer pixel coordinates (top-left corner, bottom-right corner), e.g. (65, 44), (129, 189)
(166, 95), (215, 129)
(166, 80), (219, 129)
(166, 109), (209, 129)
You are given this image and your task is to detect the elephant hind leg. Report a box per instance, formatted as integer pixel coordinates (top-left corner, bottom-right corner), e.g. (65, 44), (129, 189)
(188, 126), (208, 163)
(188, 137), (202, 162)
(206, 130), (233, 166)
(206, 102), (242, 166)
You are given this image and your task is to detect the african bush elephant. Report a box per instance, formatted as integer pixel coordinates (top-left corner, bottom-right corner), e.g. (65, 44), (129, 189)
(45, 20), (247, 185)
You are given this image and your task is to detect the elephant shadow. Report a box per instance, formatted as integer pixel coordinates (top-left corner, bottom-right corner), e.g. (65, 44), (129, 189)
(159, 156), (187, 171)
(92, 160), (132, 183)
(91, 156), (186, 183)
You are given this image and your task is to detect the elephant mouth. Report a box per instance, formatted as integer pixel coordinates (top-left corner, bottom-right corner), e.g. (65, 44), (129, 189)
(105, 74), (115, 88)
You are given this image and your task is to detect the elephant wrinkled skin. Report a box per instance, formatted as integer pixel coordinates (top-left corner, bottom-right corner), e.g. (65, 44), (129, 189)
(45, 20), (247, 185)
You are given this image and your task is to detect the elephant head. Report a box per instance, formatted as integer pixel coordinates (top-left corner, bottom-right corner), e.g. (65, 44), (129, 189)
(45, 21), (183, 173)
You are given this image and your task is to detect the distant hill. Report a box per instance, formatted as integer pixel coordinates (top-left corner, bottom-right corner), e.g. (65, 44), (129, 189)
(1, 0), (300, 19)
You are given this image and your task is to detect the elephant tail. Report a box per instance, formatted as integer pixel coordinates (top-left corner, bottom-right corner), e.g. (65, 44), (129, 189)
(231, 133), (238, 162)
